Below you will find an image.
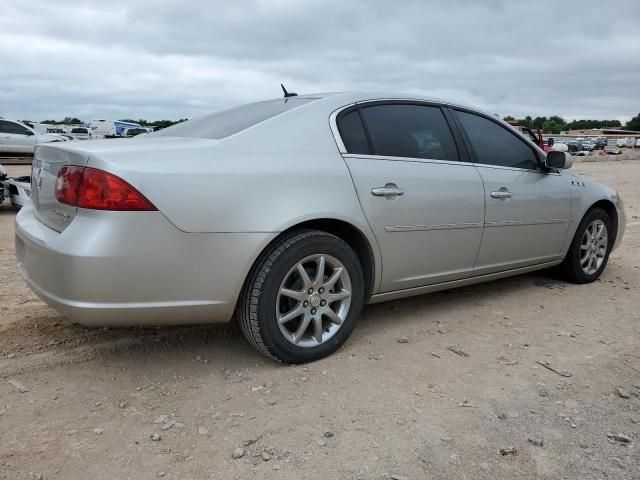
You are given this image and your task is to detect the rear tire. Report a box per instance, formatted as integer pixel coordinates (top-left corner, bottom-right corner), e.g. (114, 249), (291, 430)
(558, 208), (612, 284)
(238, 230), (364, 363)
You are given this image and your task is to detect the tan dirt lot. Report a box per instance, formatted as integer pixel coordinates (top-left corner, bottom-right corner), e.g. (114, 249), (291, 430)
(1, 158), (639, 480)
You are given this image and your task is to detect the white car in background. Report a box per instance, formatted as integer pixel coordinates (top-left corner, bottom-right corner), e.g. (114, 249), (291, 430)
(0, 118), (68, 155)
(122, 127), (150, 137)
(69, 127), (92, 140)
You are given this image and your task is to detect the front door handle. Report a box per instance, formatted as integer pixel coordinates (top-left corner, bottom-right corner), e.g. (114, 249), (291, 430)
(491, 190), (513, 199)
(371, 184), (404, 198)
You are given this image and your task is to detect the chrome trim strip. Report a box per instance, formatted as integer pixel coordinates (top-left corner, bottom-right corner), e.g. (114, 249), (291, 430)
(369, 260), (562, 303)
(385, 222), (482, 232)
(485, 219), (567, 228)
(342, 153), (475, 167)
(385, 219), (565, 232)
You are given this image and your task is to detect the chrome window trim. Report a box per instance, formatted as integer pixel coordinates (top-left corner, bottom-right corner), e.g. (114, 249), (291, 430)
(341, 153), (475, 168)
(330, 99), (554, 175)
(472, 163), (561, 175)
(329, 98), (451, 156)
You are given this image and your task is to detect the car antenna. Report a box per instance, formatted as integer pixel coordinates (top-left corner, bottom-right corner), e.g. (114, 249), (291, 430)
(281, 83), (298, 98)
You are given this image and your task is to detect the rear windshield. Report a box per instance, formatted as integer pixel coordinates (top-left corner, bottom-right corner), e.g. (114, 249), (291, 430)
(154, 98), (316, 139)
(71, 128), (88, 133)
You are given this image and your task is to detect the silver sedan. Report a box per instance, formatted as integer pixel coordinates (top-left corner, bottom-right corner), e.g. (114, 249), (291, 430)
(15, 92), (625, 363)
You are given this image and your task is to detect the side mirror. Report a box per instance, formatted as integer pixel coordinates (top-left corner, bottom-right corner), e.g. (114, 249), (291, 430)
(545, 151), (574, 170)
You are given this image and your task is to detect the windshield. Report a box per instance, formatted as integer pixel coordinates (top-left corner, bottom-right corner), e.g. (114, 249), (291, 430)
(153, 98), (316, 139)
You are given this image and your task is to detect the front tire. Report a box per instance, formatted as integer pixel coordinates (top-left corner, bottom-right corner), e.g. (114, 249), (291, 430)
(238, 230), (364, 363)
(559, 208), (612, 284)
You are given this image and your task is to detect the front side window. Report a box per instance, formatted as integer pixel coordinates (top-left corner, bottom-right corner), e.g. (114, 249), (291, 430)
(360, 104), (459, 161)
(0, 120), (31, 135)
(456, 111), (539, 170)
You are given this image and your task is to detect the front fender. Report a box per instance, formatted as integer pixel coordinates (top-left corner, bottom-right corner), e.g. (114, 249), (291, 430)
(565, 172), (625, 253)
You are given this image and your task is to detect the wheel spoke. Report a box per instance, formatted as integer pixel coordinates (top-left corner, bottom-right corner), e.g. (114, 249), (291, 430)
(323, 267), (343, 290)
(278, 305), (304, 325)
(279, 288), (306, 302)
(580, 244), (589, 251)
(313, 255), (326, 288)
(296, 263), (313, 290)
(323, 308), (343, 326)
(327, 290), (351, 303)
(312, 316), (323, 343)
(580, 252), (590, 266)
(292, 312), (312, 344)
(595, 222), (604, 238)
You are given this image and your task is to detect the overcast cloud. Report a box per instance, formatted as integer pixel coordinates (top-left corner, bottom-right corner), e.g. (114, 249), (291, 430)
(1, 0), (639, 122)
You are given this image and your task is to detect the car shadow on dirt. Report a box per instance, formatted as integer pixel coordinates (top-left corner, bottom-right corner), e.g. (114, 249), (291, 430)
(0, 270), (572, 377)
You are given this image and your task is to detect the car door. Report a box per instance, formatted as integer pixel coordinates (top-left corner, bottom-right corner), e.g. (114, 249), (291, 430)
(336, 103), (485, 292)
(452, 109), (571, 274)
(0, 120), (36, 154)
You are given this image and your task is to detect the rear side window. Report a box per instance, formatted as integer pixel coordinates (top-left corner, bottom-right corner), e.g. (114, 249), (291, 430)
(337, 110), (370, 154)
(456, 111), (539, 170)
(154, 98), (316, 139)
(360, 104), (459, 161)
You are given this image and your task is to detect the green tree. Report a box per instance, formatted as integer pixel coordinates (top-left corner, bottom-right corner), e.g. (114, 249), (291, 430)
(532, 116), (547, 129)
(625, 113), (640, 131)
(542, 120), (562, 134)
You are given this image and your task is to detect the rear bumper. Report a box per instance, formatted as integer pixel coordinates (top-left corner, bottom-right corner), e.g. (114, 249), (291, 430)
(15, 202), (276, 326)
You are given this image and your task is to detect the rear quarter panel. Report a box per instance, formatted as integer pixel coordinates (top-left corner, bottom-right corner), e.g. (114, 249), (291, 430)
(85, 106), (383, 292)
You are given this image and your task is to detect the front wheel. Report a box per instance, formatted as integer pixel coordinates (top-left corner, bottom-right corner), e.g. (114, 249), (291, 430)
(559, 208), (613, 284)
(238, 230), (364, 363)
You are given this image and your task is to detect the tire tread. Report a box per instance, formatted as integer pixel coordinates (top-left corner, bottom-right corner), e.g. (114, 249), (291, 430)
(238, 229), (339, 362)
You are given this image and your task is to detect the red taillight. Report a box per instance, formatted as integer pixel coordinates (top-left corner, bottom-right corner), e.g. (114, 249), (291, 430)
(55, 166), (84, 206)
(55, 167), (156, 211)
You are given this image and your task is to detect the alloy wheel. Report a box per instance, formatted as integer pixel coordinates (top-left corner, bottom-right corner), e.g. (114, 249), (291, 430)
(276, 254), (352, 347)
(580, 219), (608, 275)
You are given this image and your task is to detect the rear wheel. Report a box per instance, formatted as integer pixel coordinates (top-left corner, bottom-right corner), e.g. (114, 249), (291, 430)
(238, 230), (364, 363)
(559, 208), (612, 283)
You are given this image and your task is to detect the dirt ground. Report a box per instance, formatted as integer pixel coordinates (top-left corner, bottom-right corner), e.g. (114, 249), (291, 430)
(1, 158), (639, 480)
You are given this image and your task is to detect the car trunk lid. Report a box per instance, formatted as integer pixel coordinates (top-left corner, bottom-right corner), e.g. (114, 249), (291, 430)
(31, 144), (91, 232)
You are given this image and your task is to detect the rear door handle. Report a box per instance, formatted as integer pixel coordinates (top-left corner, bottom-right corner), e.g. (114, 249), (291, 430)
(491, 190), (513, 199)
(371, 184), (404, 197)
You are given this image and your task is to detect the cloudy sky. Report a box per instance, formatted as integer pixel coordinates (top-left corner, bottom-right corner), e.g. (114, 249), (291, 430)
(2, 0), (639, 123)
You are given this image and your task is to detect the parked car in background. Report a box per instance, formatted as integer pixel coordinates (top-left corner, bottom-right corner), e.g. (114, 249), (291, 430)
(69, 127), (92, 140)
(566, 140), (580, 153)
(0, 164), (7, 205)
(635, 138), (640, 148)
(122, 127), (149, 137)
(89, 120), (141, 138)
(5, 175), (31, 208)
(0, 119), (67, 155)
(580, 141), (595, 151)
(15, 92), (625, 363)
(0, 163), (31, 209)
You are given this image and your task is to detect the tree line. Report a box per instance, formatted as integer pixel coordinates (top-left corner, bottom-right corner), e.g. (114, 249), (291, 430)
(503, 113), (640, 135)
(36, 112), (640, 135)
(40, 117), (188, 130)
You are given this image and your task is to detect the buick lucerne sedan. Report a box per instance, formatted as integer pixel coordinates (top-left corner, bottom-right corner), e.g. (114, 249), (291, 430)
(15, 92), (625, 363)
